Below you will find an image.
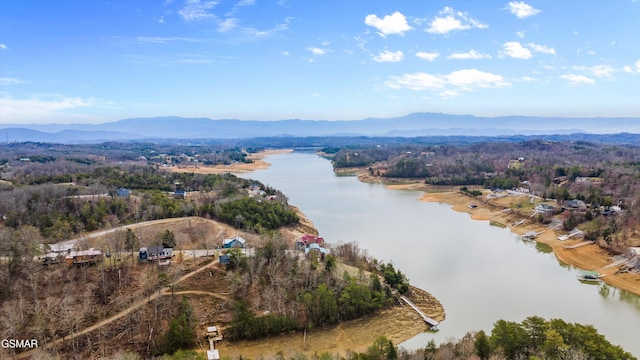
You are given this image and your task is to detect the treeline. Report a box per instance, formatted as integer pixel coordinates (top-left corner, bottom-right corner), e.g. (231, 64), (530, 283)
(0, 164), (298, 240)
(0, 141), (256, 167)
(225, 239), (410, 341)
(201, 197), (299, 232)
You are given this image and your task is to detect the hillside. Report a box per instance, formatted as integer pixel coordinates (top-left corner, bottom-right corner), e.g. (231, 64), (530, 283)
(1, 113), (638, 143)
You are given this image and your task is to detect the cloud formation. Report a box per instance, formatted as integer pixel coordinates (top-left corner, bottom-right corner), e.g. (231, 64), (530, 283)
(415, 52), (440, 61)
(560, 74), (595, 86)
(386, 68), (510, 97)
(426, 7), (487, 35)
(501, 41), (532, 59)
(447, 49), (492, 60)
(506, 1), (541, 18)
(307, 47), (326, 56)
(372, 50), (404, 63)
(0, 95), (100, 123)
(364, 11), (412, 37)
(0, 44), (7, 50)
(528, 43), (556, 55)
(179, 0), (218, 22)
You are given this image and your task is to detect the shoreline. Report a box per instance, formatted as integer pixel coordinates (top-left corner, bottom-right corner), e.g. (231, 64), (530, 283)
(167, 148), (293, 174)
(192, 151), (447, 356)
(369, 174), (640, 297)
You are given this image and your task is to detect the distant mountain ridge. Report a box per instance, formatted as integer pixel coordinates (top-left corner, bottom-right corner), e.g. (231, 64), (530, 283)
(1, 113), (638, 143)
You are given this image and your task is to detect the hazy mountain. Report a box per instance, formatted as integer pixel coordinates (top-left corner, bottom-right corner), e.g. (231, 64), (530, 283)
(1, 113), (638, 143)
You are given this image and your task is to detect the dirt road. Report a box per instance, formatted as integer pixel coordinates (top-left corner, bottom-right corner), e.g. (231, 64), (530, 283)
(16, 259), (220, 359)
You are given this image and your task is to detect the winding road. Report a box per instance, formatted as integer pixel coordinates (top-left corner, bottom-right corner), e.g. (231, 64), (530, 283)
(15, 257), (224, 359)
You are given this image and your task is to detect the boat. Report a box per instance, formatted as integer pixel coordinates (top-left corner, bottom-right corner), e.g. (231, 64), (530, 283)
(577, 270), (604, 282)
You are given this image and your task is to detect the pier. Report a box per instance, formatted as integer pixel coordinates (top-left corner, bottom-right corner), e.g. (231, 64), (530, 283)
(400, 296), (440, 328)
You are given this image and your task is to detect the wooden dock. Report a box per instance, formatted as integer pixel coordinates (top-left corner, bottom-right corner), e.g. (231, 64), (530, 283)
(400, 296), (440, 328)
(562, 241), (594, 249)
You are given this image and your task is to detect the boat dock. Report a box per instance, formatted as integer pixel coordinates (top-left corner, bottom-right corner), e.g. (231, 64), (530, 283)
(400, 296), (440, 328)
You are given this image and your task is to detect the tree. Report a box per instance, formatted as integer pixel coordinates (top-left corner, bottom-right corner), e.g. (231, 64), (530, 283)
(124, 228), (138, 264)
(158, 229), (176, 248)
(474, 330), (492, 360)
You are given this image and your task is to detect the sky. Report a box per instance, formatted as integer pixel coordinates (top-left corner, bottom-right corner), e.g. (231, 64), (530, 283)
(0, 0), (639, 124)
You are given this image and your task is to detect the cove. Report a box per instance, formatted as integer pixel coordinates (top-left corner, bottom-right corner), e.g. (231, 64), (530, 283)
(242, 151), (640, 356)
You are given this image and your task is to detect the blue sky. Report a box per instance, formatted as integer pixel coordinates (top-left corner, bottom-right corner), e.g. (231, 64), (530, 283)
(1, 0), (639, 124)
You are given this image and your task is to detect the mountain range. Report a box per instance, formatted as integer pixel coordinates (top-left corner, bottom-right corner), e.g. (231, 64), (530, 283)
(0, 113), (638, 143)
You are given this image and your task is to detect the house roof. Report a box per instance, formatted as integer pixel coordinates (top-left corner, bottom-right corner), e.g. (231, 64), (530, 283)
(65, 248), (102, 258)
(50, 243), (75, 252)
(223, 236), (246, 245)
(305, 243), (328, 254)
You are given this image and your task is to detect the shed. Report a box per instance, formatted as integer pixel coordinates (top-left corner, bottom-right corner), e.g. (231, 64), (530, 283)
(223, 236), (246, 249)
(219, 254), (230, 264)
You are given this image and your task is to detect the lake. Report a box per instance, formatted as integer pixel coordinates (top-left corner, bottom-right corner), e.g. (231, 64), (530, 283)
(242, 151), (640, 356)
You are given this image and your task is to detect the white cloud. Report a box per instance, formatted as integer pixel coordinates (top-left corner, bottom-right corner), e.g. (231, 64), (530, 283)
(589, 65), (616, 78)
(0, 44), (7, 50)
(505, 1), (541, 18)
(447, 49), (492, 60)
(501, 41), (532, 59)
(425, 7), (487, 35)
(281, 51), (290, 56)
(307, 47), (326, 56)
(528, 43), (556, 55)
(218, 17), (238, 32)
(0, 95), (102, 123)
(415, 51), (440, 61)
(236, 0), (255, 6)
(626, 60), (640, 74)
(364, 11), (412, 37)
(242, 22), (288, 38)
(560, 74), (595, 86)
(179, 0), (219, 22)
(134, 36), (200, 44)
(386, 68), (510, 97)
(0, 78), (27, 86)
(516, 31), (526, 38)
(519, 76), (539, 82)
(372, 50), (404, 63)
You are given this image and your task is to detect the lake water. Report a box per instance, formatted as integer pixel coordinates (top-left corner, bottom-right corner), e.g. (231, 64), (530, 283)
(242, 151), (640, 356)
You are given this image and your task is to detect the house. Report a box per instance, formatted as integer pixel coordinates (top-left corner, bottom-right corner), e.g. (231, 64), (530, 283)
(65, 248), (103, 265)
(305, 243), (329, 261)
(174, 189), (186, 199)
(535, 203), (556, 214)
(116, 188), (131, 197)
(139, 246), (173, 262)
(296, 235), (326, 251)
(564, 199), (586, 210)
(223, 236), (246, 249)
(49, 242), (75, 254)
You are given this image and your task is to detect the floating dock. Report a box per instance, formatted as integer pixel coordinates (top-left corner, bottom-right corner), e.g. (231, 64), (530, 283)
(400, 296), (440, 328)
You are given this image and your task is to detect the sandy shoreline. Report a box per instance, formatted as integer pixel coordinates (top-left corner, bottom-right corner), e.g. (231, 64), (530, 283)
(385, 181), (640, 297)
(167, 149), (293, 174)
